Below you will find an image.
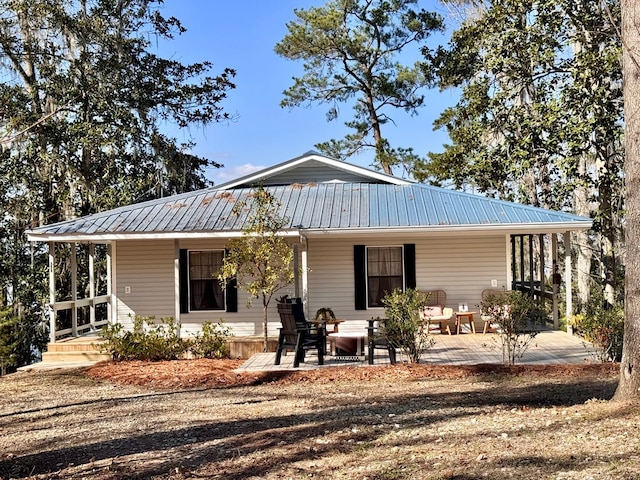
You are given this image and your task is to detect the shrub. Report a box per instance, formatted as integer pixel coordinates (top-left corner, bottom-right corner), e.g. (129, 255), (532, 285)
(100, 316), (234, 361)
(571, 298), (624, 362)
(100, 316), (187, 361)
(189, 321), (233, 359)
(0, 308), (19, 375)
(381, 288), (434, 363)
(481, 290), (547, 365)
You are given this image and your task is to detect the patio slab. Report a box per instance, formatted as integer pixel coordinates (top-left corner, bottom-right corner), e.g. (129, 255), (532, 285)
(234, 330), (595, 372)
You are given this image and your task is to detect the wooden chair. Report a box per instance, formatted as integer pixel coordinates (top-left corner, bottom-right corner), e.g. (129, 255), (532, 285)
(367, 318), (397, 365)
(275, 298), (326, 368)
(420, 290), (453, 334)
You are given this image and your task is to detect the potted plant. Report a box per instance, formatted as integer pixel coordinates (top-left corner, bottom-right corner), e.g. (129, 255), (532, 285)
(315, 307), (336, 322)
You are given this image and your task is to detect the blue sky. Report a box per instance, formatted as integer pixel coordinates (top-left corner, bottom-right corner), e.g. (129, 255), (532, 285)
(157, 1), (458, 185)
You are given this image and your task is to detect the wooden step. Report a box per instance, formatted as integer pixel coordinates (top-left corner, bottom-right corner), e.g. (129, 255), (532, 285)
(42, 336), (111, 363)
(41, 350), (112, 362)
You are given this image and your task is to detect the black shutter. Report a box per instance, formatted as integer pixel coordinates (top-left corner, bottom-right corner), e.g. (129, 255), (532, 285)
(354, 245), (367, 310)
(404, 244), (416, 289)
(179, 249), (189, 314)
(225, 279), (238, 312)
(224, 249), (238, 312)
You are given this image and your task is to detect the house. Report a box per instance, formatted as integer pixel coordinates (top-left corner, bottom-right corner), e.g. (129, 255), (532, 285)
(26, 151), (592, 354)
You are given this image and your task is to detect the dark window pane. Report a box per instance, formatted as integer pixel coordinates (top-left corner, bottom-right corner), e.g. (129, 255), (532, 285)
(189, 251), (225, 311)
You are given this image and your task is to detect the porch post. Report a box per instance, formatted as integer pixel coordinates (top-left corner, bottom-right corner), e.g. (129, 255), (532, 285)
(539, 234), (545, 307)
(174, 240), (181, 328)
(89, 243), (96, 331)
(552, 234), (559, 329)
(293, 243), (300, 298)
(300, 235), (309, 318)
(564, 231), (573, 330)
(48, 242), (56, 343)
(107, 243), (115, 324)
(71, 242), (78, 337)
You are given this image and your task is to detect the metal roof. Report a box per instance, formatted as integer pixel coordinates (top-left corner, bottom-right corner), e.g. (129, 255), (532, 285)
(27, 182), (592, 241)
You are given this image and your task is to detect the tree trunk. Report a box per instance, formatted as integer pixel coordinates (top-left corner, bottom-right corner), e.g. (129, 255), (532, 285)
(574, 154), (592, 307)
(614, 0), (640, 401)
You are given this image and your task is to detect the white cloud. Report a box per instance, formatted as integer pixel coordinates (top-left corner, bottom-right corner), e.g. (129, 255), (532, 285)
(211, 163), (266, 185)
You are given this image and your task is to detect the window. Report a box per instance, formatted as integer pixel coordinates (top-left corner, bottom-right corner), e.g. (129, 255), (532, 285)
(367, 246), (404, 307)
(189, 251), (224, 311)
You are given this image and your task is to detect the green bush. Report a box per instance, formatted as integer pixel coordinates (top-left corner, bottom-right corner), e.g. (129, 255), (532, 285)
(480, 290), (547, 365)
(571, 298), (624, 362)
(100, 316), (233, 361)
(189, 321), (233, 359)
(100, 316), (187, 361)
(0, 308), (19, 375)
(381, 288), (434, 363)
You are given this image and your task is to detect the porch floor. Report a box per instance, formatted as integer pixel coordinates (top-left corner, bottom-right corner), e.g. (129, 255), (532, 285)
(235, 330), (594, 372)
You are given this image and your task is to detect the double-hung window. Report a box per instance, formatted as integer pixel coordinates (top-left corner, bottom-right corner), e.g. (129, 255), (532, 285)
(189, 250), (225, 311)
(366, 246), (404, 307)
(354, 244), (415, 310)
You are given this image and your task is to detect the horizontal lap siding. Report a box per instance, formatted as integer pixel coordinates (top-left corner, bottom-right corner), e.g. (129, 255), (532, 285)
(416, 236), (507, 311)
(116, 240), (175, 328)
(177, 239), (294, 337)
(305, 234), (507, 333)
(114, 234), (507, 336)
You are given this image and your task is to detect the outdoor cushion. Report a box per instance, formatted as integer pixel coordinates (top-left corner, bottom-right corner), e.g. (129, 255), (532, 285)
(423, 305), (443, 317)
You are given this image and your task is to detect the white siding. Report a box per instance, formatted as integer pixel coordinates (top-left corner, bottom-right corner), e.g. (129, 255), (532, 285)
(305, 234), (508, 333)
(115, 240), (175, 328)
(115, 239), (297, 337)
(114, 234), (508, 337)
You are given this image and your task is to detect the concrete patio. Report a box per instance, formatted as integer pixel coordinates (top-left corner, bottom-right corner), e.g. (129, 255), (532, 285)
(235, 330), (596, 372)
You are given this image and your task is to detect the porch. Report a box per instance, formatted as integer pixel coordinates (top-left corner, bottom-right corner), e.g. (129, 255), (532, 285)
(26, 330), (594, 371)
(236, 330), (594, 372)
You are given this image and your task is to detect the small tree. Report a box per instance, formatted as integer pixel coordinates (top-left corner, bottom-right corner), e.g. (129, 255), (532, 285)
(381, 288), (433, 363)
(481, 290), (547, 365)
(220, 187), (295, 352)
(0, 308), (19, 375)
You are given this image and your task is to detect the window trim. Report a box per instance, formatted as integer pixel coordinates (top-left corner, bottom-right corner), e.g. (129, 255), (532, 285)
(354, 243), (416, 310)
(188, 249), (226, 312)
(179, 249), (238, 314)
(365, 245), (405, 309)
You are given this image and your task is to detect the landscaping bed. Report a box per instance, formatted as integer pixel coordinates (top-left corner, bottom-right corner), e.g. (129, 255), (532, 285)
(0, 360), (635, 480)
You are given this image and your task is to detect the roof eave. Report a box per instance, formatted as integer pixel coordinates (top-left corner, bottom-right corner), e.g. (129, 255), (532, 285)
(26, 221), (592, 243)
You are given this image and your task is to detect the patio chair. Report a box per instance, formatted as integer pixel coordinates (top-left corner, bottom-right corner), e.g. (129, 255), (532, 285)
(367, 318), (397, 365)
(275, 298), (326, 368)
(419, 289), (453, 334)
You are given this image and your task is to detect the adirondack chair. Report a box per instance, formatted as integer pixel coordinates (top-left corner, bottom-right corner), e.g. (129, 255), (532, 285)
(275, 298), (326, 368)
(367, 318), (397, 365)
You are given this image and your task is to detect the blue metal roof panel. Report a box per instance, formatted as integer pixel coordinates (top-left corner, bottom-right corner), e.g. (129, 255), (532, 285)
(27, 182), (591, 237)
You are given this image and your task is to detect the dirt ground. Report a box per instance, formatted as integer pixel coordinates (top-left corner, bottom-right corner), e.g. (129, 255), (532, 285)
(0, 360), (637, 480)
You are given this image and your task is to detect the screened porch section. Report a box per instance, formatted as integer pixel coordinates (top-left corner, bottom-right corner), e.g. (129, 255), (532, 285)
(47, 241), (112, 342)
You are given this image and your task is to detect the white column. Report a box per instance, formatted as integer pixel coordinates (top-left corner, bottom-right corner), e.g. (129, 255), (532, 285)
(293, 243), (300, 297)
(301, 235), (309, 318)
(539, 234), (545, 307)
(107, 243), (115, 325)
(552, 234), (559, 329)
(71, 243), (78, 337)
(174, 240), (181, 333)
(89, 243), (96, 331)
(564, 231), (573, 330)
(48, 242), (56, 343)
